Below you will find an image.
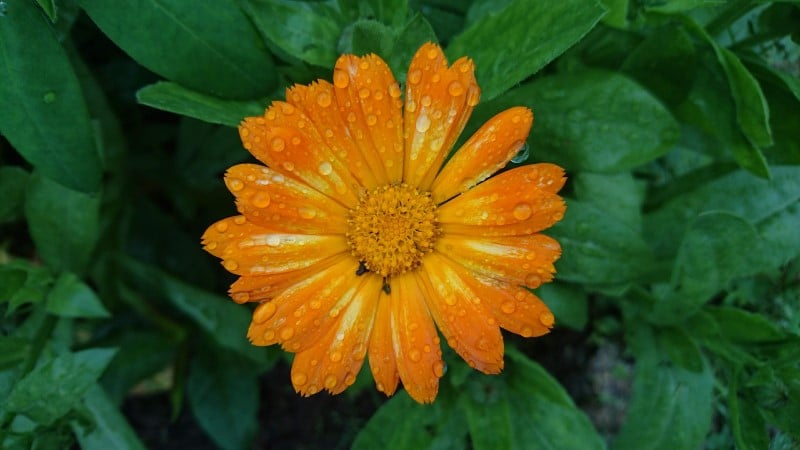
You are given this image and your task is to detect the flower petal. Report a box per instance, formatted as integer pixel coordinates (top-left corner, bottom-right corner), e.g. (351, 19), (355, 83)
(435, 233), (561, 289)
(286, 80), (383, 189)
(390, 273), (443, 403)
(332, 54), (405, 184)
(201, 216), (348, 275)
(289, 275), (382, 396)
(239, 102), (361, 207)
(403, 43), (480, 190)
(459, 274), (555, 338)
(368, 287), (399, 397)
(227, 261), (334, 304)
(431, 107), (533, 204)
(418, 253), (504, 374)
(438, 164), (566, 237)
(246, 256), (360, 351)
(225, 164), (348, 234)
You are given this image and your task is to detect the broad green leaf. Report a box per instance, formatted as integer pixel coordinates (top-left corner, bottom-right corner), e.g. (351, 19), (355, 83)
(657, 326), (704, 372)
(573, 172), (644, 232)
(644, 166), (800, 267)
(119, 257), (274, 366)
(187, 346), (259, 450)
(463, 385), (512, 450)
(2, 260), (53, 312)
(45, 272), (110, 318)
(351, 393), (442, 449)
(78, 0), (276, 99)
(549, 199), (654, 285)
(0, 0), (102, 193)
(536, 282), (588, 331)
(384, 13), (438, 81)
(0, 167), (28, 223)
(0, 337), (29, 370)
(753, 67), (800, 164)
(447, 0), (606, 101)
(706, 306), (786, 344)
(615, 324), (714, 450)
(99, 330), (177, 404)
(472, 71), (679, 172)
(241, 0), (345, 68)
(71, 384), (147, 450)
(35, 0), (57, 21)
(137, 82), (268, 128)
(0, 265), (28, 303)
(5, 348), (116, 426)
(174, 119), (249, 189)
(650, 212), (760, 323)
(728, 369), (769, 450)
(25, 173), (100, 275)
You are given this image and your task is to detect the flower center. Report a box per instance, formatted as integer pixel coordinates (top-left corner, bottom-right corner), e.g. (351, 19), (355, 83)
(346, 183), (439, 278)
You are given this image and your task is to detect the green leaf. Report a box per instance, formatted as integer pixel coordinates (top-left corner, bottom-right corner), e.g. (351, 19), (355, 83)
(352, 393), (443, 449)
(187, 346), (259, 450)
(536, 283), (588, 331)
(137, 81), (268, 128)
(5, 349), (117, 426)
(35, 0), (57, 21)
(706, 306), (786, 344)
(0, 336), (29, 370)
(644, 0), (726, 13)
(656, 326), (704, 372)
(99, 330), (177, 404)
(2, 260), (53, 312)
(446, 0), (606, 101)
(573, 172), (644, 232)
(472, 71), (679, 172)
(241, 0), (345, 68)
(615, 324), (714, 450)
(70, 384), (147, 450)
(549, 199), (654, 286)
(729, 369), (769, 450)
(0, 265), (28, 302)
(0, 0), (102, 193)
(45, 272), (110, 318)
(645, 166), (800, 268)
(0, 167), (28, 223)
(25, 173), (100, 275)
(78, 0), (277, 99)
(651, 212), (760, 323)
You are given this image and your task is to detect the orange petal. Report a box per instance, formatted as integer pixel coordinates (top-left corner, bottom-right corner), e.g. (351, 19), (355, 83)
(417, 253), (504, 374)
(390, 273), (443, 403)
(403, 43), (480, 189)
(239, 102), (361, 207)
(286, 81), (382, 189)
(201, 215), (348, 275)
(431, 107), (533, 204)
(331, 54), (405, 184)
(246, 256), (360, 351)
(289, 275), (382, 396)
(435, 233), (561, 289)
(228, 260), (337, 304)
(368, 288), (399, 397)
(225, 164), (348, 234)
(459, 273), (554, 338)
(438, 164), (566, 237)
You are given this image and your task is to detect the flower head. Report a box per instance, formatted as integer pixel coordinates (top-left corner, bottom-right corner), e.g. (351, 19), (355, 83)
(202, 43), (566, 403)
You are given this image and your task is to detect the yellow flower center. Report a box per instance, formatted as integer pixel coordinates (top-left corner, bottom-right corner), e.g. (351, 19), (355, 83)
(346, 183), (439, 278)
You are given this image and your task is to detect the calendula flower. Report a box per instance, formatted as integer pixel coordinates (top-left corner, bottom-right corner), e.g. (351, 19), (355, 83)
(202, 42), (566, 403)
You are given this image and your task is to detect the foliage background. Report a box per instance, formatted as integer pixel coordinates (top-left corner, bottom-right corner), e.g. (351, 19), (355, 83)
(1, 0), (799, 448)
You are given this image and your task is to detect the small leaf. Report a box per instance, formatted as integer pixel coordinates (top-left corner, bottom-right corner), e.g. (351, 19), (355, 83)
(70, 384), (147, 450)
(657, 326), (704, 372)
(25, 173), (101, 275)
(78, 0), (277, 99)
(35, 0), (57, 21)
(187, 346), (260, 450)
(45, 272), (110, 318)
(5, 349), (117, 426)
(137, 82), (268, 127)
(471, 71), (680, 173)
(0, 0), (102, 192)
(447, 0), (606, 101)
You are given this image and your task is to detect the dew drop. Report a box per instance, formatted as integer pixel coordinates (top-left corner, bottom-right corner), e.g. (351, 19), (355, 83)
(324, 374), (338, 389)
(409, 349), (422, 362)
(318, 161), (333, 175)
(292, 372), (308, 386)
(270, 137), (285, 152)
(299, 207), (317, 219)
(345, 373), (356, 385)
(421, 95), (432, 107)
(263, 329), (276, 340)
(282, 162), (295, 172)
(316, 92), (332, 107)
(252, 192), (271, 208)
(329, 351), (343, 362)
(215, 222), (229, 232)
(444, 296), (457, 306)
(253, 302), (277, 323)
(525, 273), (542, 288)
(447, 81), (464, 96)
(42, 91), (57, 104)
(223, 259), (239, 271)
(408, 69), (422, 85)
(388, 83), (401, 98)
(234, 216), (246, 225)
(228, 178), (244, 191)
(433, 361), (445, 377)
(539, 311), (555, 327)
(501, 301), (516, 314)
(466, 87), (480, 106)
(511, 142), (530, 163)
(366, 114), (377, 126)
(513, 203), (532, 221)
(280, 326), (295, 340)
(205, 241), (218, 250)
(521, 327), (533, 337)
(333, 70), (349, 88)
(359, 88), (370, 99)
(415, 114), (431, 133)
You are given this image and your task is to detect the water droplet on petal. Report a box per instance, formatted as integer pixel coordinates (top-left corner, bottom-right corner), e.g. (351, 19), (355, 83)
(329, 351), (342, 362)
(409, 349), (422, 362)
(266, 235), (281, 247)
(415, 114), (431, 133)
(299, 207), (317, 219)
(223, 259), (239, 271)
(228, 178), (244, 191)
(408, 69), (422, 84)
(389, 83), (401, 98)
(316, 92), (332, 107)
(366, 114), (377, 126)
(433, 361), (445, 377)
(513, 203), (532, 220)
(252, 192), (271, 208)
(511, 142), (530, 163)
(521, 327), (533, 337)
(215, 222), (229, 232)
(280, 326), (295, 340)
(253, 302), (277, 323)
(318, 161), (333, 175)
(525, 273), (542, 288)
(421, 95), (432, 107)
(333, 70), (349, 88)
(292, 372), (308, 386)
(359, 88), (370, 99)
(324, 374), (338, 389)
(501, 301), (516, 314)
(448, 81), (464, 96)
(466, 87), (480, 106)
(539, 311), (555, 327)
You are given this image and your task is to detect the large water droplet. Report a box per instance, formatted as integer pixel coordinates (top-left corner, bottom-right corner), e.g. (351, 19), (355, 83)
(525, 273), (542, 288)
(511, 142), (530, 164)
(388, 83), (401, 98)
(324, 374), (338, 389)
(539, 311), (555, 327)
(42, 91), (57, 104)
(333, 70), (349, 88)
(329, 351), (343, 362)
(415, 114), (431, 133)
(292, 372), (308, 386)
(408, 69), (422, 84)
(280, 326), (295, 340)
(299, 207), (317, 219)
(501, 301), (516, 314)
(215, 222), (229, 232)
(433, 360), (445, 377)
(266, 235), (281, 247)
(253, 302), (277, 323)
(318, 161), (333, 175)
(271, 137), (285, 152)
(228, 178), (244, 191)
(223, 259), (239, 271)
(252, 192), (271, 208)
(409, 349), (422, 362)
(316, 92), (332, 107)
(513, 202), (532, 220)
(447, 81), (464, 96)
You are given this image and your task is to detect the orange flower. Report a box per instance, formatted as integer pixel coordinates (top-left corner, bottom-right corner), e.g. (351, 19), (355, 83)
(202, 43), (566, 403)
